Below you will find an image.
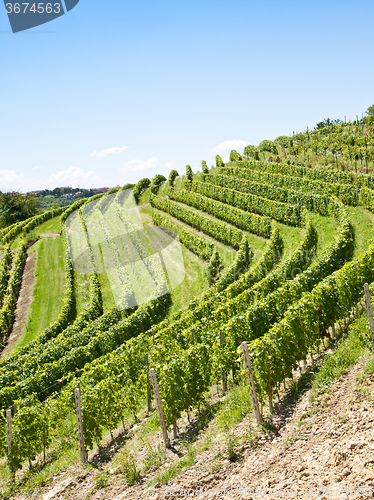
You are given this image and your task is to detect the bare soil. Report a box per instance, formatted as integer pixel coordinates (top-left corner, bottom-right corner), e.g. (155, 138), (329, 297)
(1, 247), (38, 359)
(39, 232), (61, 240)
(9, 361), (374, 500)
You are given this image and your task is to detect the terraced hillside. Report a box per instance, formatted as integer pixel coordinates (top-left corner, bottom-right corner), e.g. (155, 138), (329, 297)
(1, 116), (374, 498)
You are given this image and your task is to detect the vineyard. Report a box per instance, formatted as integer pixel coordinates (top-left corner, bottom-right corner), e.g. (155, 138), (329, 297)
(1, 111), (374, 497)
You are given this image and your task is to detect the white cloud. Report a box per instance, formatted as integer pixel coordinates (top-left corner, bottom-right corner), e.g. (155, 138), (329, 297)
(119, 156), (160, 173)
(33, 165), (42, 170)
(0, 170), (25, 189)
(210, 140), (248, 154)
(49, 167), (98, 185)
(91, 146), (129, 157)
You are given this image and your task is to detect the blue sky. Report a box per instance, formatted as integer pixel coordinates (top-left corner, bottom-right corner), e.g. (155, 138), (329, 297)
(0, 0), (373, 192)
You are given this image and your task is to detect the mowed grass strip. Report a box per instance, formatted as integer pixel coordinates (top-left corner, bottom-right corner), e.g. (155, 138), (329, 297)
(347, 206), (374, 259)
(16, 235), (65, 348)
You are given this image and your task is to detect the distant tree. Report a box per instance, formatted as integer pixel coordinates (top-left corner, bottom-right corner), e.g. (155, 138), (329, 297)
(366, 105), (374, 123)
(274, 136), (291, 149)
(0, 192), (41, 228)
(243, 145), (257, 159)
(258, 140), (275, 154)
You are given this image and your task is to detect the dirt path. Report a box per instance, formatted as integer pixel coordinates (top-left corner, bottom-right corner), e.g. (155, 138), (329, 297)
(1, 247), (37, 359)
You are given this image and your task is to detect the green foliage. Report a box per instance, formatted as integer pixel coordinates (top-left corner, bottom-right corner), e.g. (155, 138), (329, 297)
(0, 242), (27, 348)
(310, 315), (369, 400)
(150, 175), (167, 195)
(204, 172), (326, 216)
(215, 155), (224, 168)
(201, 160), (209, 174)
(186, 165), (193, 182)
(169, 185), (272, 237)
(229, 150), (242, 162)
(93, 470), (110, 490)
(223, 165), (357, 206)
(0, 192), (41, 229)
(258, 139), (276, 154)
(168, 170), (179, 187)
(274, 136), (291, 149)
(150, 194), (244, 248)
(243, 145), (258, 159)
(207, 248), (223, 284)
(116, 452), (141, 485)
(366, 105), (374, 117)
(152, 210), (215, 261)
(0, 246), (12, 308)
(195, 177), (301, 226)
(133, 178), (151, 201)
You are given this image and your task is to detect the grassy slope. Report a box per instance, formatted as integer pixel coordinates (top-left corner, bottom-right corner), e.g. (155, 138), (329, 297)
(14, 235), (65, 350)
(347, 206), (374, 259)
(139, 203), (210, 317)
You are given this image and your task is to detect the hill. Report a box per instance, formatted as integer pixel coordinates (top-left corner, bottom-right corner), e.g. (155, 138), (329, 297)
(0, 108), (374, 499)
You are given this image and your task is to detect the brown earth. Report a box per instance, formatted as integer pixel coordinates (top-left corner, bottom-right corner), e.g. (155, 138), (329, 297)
(0, 245), (38, 359)
(9, 360), (374, 500)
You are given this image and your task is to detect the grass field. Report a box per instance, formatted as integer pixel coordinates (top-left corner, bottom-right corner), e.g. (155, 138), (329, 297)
(14, 235), (65, 350)
(347, 206), (374, 259)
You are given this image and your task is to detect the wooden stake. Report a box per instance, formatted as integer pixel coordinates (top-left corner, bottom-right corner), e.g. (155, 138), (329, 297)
(74, 388), (86, 464)
(150, 369), (170, 448)
(268, 367), (274, 413)
(241, 342), (262, 426)
(6, 409), (12, 453)
(146, 353), (151, 412)
(220, 329), (226, 394)
(364, 283), (374, 351)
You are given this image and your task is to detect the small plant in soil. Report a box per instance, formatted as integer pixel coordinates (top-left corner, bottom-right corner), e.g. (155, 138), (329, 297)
(115, 452), (141, 485)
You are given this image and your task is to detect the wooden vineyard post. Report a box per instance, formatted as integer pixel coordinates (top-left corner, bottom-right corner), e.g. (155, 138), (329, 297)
(74, 388), (86, 464)
(146, 353), (151, 413)
(6, 409), (13, 474)
(150, 369), (170, 448)
(364, 283), (374, 352)
(241, 342), (262, 426)
(6, 409), (12, 454)
(220, 329), (226, 394)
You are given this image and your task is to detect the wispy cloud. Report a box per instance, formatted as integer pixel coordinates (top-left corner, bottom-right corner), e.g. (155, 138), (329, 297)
(91, 146), (129, 157)
(49, 167), (98, 185)
(0, 170), (25, 189)
(210, 140), (248, 154)
(33, 165), (42, 170)
(119, 156), (160, 172)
